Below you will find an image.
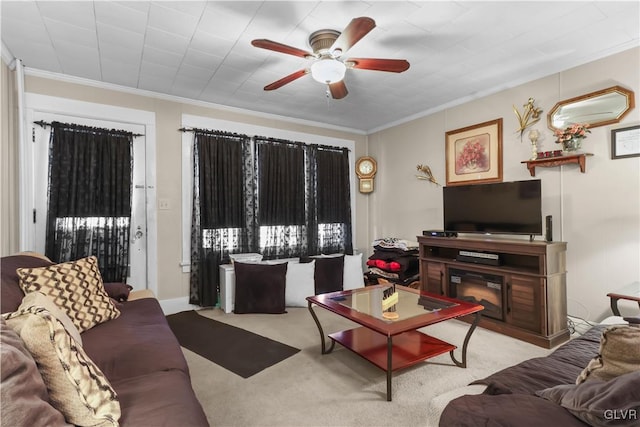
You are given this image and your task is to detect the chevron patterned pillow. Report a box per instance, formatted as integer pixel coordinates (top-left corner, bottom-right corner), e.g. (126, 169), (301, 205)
(16, 256), (120, 332)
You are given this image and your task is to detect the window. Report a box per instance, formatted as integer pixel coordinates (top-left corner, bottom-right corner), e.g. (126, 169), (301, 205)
(181, 116), (355, 271)
(181, 116), (355, 307)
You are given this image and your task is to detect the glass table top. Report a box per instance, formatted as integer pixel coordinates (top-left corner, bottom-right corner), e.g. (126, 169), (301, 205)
(328, 285), (458, 322)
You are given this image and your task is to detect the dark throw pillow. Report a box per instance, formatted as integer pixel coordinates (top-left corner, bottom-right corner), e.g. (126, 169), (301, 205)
(536, 371), (640, 427)
(233, 262), (287, 314)
(1, 254), (54, 314)
(103, 283), (134, 302)
(302, 255), (344, 295)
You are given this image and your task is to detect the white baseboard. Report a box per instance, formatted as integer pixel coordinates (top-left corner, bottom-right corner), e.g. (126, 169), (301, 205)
(159, 297), (203, 315)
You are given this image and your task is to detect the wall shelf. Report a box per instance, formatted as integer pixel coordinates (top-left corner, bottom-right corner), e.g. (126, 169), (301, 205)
(521, 153), (593, 177)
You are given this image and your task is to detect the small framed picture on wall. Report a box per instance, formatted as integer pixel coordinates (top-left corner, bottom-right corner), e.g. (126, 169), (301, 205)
(611, 125), (640, 159)
(445, 118), (503, 186)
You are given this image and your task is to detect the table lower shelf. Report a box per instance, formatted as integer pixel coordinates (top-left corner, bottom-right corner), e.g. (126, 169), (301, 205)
(328, 327), (456, 372)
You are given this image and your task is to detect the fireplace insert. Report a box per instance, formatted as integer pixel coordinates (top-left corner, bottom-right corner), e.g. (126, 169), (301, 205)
(449, 268), (505, 320)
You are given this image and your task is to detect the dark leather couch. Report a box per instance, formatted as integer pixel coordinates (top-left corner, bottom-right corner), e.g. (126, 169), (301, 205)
(1, 254), (209, 426)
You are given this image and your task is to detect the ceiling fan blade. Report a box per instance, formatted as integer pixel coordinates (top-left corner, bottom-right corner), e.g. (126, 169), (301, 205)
(330, 17), (376, 55)
(263, 69), (308, 91)
(251, 39), (314, 58)
(347, 58), (410, 73)
(329, 81), (348, 99)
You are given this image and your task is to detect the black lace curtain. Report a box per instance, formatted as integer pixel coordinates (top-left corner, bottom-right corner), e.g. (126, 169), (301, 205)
(189, 130), (253, 306)
(315, 146), (353, 255)
(255, 138), (309, 259)
(45, 121), (133, 282)
(189, 131), (353, 307)
(257, 141), (305, 226)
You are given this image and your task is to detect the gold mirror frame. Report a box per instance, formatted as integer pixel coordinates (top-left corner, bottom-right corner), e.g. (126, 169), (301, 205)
(547, 86), (635, 131)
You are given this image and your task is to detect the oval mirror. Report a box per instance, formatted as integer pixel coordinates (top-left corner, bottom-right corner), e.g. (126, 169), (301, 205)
(547, 86), (635, 131)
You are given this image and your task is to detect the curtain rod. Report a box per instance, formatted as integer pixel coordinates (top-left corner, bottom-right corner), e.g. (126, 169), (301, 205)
(254, 135), (350, 152)
(181, 128), (349, 152)
(179, 127), (250, 139)
(34, 120), (144, 137)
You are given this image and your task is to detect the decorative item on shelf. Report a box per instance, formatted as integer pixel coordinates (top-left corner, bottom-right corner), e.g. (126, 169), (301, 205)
(514, 97), (543, 141)
(528, 129), (540, 160)
(415, 164), (441, 186)
(554, 123), (591, 152)
(536, 150), (563, 159)
(382, 285), (399, 313)
(355, 156), (377, 193)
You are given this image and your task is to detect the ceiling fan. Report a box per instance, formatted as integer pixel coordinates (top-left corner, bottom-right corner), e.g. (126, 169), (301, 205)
(251, 17), (410, 99)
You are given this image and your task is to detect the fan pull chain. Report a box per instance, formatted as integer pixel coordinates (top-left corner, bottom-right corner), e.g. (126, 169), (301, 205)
(325, 87), (331, 109)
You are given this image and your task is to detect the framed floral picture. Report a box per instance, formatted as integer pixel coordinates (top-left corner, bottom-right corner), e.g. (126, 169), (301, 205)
(445, 118), (503, 186)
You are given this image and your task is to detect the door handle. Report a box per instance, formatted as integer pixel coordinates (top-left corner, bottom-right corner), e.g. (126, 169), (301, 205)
(134, 226), (143, 240)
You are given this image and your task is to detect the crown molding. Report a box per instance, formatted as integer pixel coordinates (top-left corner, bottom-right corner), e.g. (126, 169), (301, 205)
(1, 42), (16, 69)
(23, 67), (367, 136)
(20, 41), (639, 136)
(367, 43), (640, 134)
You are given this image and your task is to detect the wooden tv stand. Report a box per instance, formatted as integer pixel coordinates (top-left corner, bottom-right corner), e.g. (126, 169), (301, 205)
(417, 235), (569, 348)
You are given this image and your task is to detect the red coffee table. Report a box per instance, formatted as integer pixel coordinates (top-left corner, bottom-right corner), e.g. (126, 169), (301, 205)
(307, 284), (483, 401)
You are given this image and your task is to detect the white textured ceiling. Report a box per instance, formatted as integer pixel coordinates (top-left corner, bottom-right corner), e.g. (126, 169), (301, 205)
(1, 1), (639, 133)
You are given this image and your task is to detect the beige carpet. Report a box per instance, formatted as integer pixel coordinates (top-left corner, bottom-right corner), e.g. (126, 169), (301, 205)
(182, 307), (551, 427)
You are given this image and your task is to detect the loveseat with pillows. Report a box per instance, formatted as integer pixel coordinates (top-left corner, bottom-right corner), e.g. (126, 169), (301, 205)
(437, 323), (640, 426)
(223, 253), (365, 314)
(1, 253), (209, 426)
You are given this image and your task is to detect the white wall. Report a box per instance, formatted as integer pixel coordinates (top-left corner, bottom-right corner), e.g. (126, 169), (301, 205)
(368, 47), (640, 321)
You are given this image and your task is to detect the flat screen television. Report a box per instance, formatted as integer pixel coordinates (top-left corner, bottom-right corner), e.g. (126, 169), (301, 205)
(443, 180), (542, 236)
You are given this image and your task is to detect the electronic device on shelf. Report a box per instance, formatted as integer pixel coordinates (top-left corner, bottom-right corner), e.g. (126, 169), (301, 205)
(456, 250), (501, 266)
(423, 230), (457, 237)
(443, 179), (543, 238)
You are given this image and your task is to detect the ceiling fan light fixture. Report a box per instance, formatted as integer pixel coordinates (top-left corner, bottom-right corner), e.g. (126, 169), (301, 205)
(252, 17), (408, 98)
(310, 58), (346, 84)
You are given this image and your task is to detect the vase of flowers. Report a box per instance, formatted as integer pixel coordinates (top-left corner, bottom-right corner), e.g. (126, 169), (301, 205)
(554, 123), (591, 152)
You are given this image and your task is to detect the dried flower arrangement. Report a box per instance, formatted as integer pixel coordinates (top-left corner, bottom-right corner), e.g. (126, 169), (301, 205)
(513, 98), (543, 141)
(416, 164), (440, 186)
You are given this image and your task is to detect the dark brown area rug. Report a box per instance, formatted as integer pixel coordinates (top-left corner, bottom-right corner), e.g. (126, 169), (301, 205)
(166, 310), (300, 378)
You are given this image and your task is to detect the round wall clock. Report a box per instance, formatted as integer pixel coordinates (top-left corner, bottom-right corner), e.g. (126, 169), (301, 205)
(355, 156), (377, 193)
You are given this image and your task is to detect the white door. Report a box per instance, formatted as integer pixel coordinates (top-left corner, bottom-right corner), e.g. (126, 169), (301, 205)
(32, 113), (147, 290)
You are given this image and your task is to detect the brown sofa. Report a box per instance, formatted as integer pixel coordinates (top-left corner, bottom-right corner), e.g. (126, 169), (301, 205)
(1, 254), (209, 426)
(439, 324), (640, 426)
